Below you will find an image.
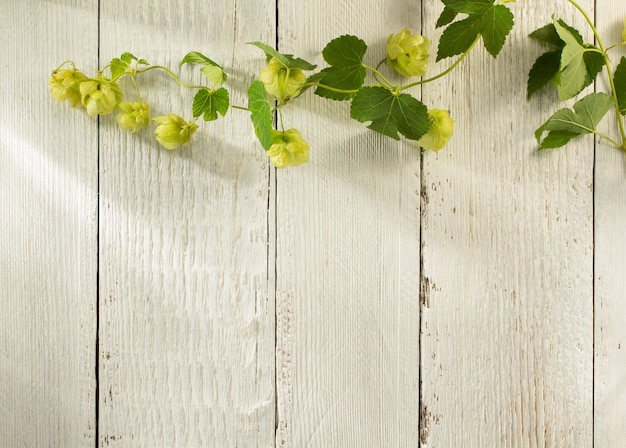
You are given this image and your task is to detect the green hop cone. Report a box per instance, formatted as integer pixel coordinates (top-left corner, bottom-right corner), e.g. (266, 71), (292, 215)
(49, 68), (87, 108)
(418, 109), (454, 152)
(622, 17), (626, 42)
(259, 58), (307, 102)
(153, 114), (198, 150)
(267, 128), (309, 168)
(385, 28), (430, 78)
(79, 76), (123, 116)
(116, 101), (150, 133)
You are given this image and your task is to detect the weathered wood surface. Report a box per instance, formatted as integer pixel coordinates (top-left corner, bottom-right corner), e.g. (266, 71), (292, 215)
(419, 1), (595, 446)
(97, 1), (276, 446)
(2, 0), (626, 447)
(0, 0), (99, 447)
(275, 0), (421, 446)
(595, 1), (626, 446)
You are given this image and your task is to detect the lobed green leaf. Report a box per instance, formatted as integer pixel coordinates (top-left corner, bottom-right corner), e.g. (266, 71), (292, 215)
(553, 18), (588, 100)
(110, 58), (129, 80)
(436, 6), (458, 28)
(442, 0), (493, 15)
(193, 88), (230, 121)
(181, 51), (227, 86)
(120, 52), (138, 64)
(313, 34), (367, 101)
(437, 1), (514, 60)
(248, 81), (274, 150)
(200, 65), (227, 86)
(615, 56), (626, 115)
(527, 19), (604, 100)
(350, 86), (429, 141)
(180, 51), (221, 68)
(527, 50), (561, 99)
(248, 42), (316, 70)
(529, 20), (584, 47)
(535, 92), (613, 149)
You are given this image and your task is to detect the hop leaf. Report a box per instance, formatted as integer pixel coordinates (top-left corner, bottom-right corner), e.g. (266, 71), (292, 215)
(248, 42), (316, 71)
(350, 86), (429, 141)
(527, 20), (605, 100)
(535, 92), (613, 149)
(614, 56), (626, 115)
(436, 0), (514, 61)
(181, 51), (227, 86)
(192, 88), (229, 121)
(248, 80), (274, 150)
(310, 34), (367, 101)
(110, 52), (145, 80)
(552, 18), (589, 100)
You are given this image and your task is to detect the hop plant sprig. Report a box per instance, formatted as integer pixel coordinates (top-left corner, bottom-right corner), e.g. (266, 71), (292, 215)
(49, 0), (517, 168)
(529, 0), (626, 152)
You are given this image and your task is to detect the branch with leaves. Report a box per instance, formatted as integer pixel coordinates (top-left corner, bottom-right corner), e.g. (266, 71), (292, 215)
(49, 0), (516, 169)
(529, 0), (626, 151)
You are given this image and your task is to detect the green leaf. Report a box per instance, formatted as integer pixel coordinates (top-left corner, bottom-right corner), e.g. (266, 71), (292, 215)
(110, 57), (128, 80)
(529, 21), (584, 47)
(436, 6), (458, 28)
(313, 35), (367, 101)
(181, 51), (227, 86)
(527, 50), (561, 99)
(248, 81), (274, 150)
(200, 64), (227, 86)
(121, 52), (138, 64)
(614, 56), (626, 115)
(537, 130), (580, 149)
(350, 86), (429, 141)
(553, 18), (589, 100)
(192, 88), (230, 121)
(529, 23), (562, 46)
(248, 42), (316, 70)
(527, 20), (604, 100)
(582, 46), (605, 88)
(480, 6), (515, 57)
(535, 92), (614, 148)
(437, 1), (514, 60)
(180, 51), (221, 68)
(442, 0), (493, 15)
(110, 53), (146, 79)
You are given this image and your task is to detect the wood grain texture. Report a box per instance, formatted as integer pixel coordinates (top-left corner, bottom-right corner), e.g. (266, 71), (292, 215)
(0, 0), (98, 446)
(594, 1), (626, 446)
(97, 1), (276, 446)
(275, 1), (422, 446)
(420, 1), (594, 446)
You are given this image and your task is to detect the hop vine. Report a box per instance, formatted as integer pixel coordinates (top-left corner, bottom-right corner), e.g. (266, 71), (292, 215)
(529, 0), (626, 152)
(49, 0), (517, 169)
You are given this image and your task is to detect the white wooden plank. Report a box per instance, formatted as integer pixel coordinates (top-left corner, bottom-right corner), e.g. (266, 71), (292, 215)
(0, 1), (98, 446)
(594, 1), (626, 446)
(275, 1), (421, 446)
(97, 1), (276, 446)
(420, 1), (594, 446)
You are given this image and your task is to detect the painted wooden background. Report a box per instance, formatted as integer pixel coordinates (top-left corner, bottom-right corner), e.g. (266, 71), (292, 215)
(1, 0), (625, 446)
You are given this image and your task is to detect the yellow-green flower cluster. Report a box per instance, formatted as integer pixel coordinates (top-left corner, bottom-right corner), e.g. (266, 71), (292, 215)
(153, 114), (198, 150)
(267, 129), (309, 168)
(49, 63), (200, 151)
(49, 68), (86, 108)
(79, 76), (123, 116)
(116, 101), (150, 133)
(259, 58), (307, 102)
(418, 109), (454, 152)
(385, 28), (430, 78)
